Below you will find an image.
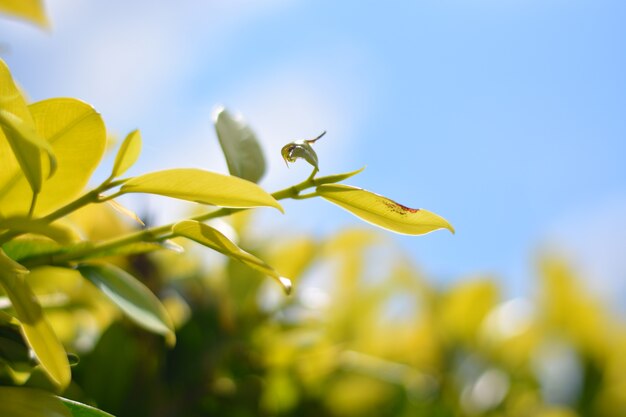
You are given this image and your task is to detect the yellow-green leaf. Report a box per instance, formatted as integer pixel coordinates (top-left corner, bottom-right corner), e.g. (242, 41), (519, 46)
(77, 263), (175, 344)
(0, 249), (71, 390)
(121, 168), (283, 212)
(0, 217), (77, 244)
(213, 106), (266, 183)
(0, 59), (54, 196)
(316, 166), (365, 184)
(106, 199), (145, 226)
(0, 110), (44, 195)
(173, 220), (292, 294)
(110, 129), (142, 179)
(0, 0), (49, 28)
(0, 98), (106, 217)
(317, 184), (454, 235)
(0, 387), (71, 417)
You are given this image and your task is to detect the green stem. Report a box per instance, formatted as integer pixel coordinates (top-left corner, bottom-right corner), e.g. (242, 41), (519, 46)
(20, 171), (346, 267)
(0, 180), (126, 246)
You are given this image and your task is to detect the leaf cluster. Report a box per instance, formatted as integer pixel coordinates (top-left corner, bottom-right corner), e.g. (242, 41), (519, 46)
(0, 5), (452, 414)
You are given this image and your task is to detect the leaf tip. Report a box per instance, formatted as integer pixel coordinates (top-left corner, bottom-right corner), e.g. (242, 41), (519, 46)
(165, 330), (177, 347)
(278, 276), (293, 295)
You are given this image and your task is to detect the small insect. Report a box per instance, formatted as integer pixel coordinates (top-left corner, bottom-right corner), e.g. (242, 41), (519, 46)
(280, 131), (326, 170)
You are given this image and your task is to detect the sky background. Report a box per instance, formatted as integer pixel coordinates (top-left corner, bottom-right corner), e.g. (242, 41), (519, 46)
(1, 0), (625, 306)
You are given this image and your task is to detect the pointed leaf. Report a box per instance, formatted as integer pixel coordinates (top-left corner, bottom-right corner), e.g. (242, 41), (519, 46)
(316, 167), (365, 185)
(0, 98), (106, 217)
(121, 168), (283, 212)
(0, 110), (43, 194)
(0, 0), (49, 28)
(213, 106), (266, 183)
(0, 249), (71, 389)
(317, 184), (454, 235)
(173, 220), (291, 294)
(106, 199), (145, 226)
(110, 129), (142, 178)
(60, 398), (115, 417)
(0, 387), (71, 417)
(77, 263), (175, 343)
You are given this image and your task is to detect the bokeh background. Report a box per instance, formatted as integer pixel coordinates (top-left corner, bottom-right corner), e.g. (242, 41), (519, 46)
(1, 1), (626, 416)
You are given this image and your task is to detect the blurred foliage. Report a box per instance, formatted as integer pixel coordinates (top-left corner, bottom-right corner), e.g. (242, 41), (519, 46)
(37, 206), (624, 417)
(1, 3), (624, 417)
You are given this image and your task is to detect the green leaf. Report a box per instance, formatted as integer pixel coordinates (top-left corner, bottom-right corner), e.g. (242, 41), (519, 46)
(213, 106), (266, 183)
(0, 0), (49, 28)
(173, 220), (292, 294)
(121, 168), (283, 212)
(60, 398), (115, 417)
(0, 98), (106, 217)
(110, 129), (141, 179)
(0, 217), (76, 244)
(0, 387), (71, 417)
(0, 110), (52, 195)
(0, 58), (54, 197)
(77, 263), (175, 344)
(315, 166), (365, 185)
(1, 237), (61, 263)
(317, 184), (454, 235)
(0, 249), (71, 389)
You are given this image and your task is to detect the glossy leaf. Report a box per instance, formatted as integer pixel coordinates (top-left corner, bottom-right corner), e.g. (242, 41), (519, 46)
(60, 398), (115, 417)
(0, 98), (106, 217)
(110, 129), (141, 179)
(0, 0), (49, 28)
(173, 220), (292, 294)
(0, 387), (71, 417)
(121, 168), (283, 212)
(0, 249), (71, 389)
(213, 106), (266, 183)
(0, 110), (50, 195)
(0, 59), (51, 196)
(78, 263), (175, 344)
(317, 184), (454, 235)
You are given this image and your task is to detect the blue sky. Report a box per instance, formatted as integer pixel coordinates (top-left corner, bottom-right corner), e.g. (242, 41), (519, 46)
(1, 0), (625, 302)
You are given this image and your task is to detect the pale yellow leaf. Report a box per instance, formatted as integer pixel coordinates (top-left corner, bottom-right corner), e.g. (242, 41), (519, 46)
(0, 0), (49, 28)
(110, 129), (142, 178)
(106, 199), (145, 226)
(0, 249), (71, 390)
(121, 168), (283, 212)
(0, 98), (106, 217)
(0, 59), (53, 197)
(317, 184), (454, 235)
(173, 220), (292, 294)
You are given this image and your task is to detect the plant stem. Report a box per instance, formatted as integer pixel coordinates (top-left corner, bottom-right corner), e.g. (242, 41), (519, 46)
(0, 180), (125, 246)
(22, 171), (342, 267)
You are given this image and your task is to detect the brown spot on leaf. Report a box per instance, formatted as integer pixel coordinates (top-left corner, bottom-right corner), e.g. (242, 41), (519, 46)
(382, 199), (419, 216)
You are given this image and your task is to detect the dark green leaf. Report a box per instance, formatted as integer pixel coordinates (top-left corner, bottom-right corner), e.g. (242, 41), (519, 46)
(77, 263), (175, 344)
